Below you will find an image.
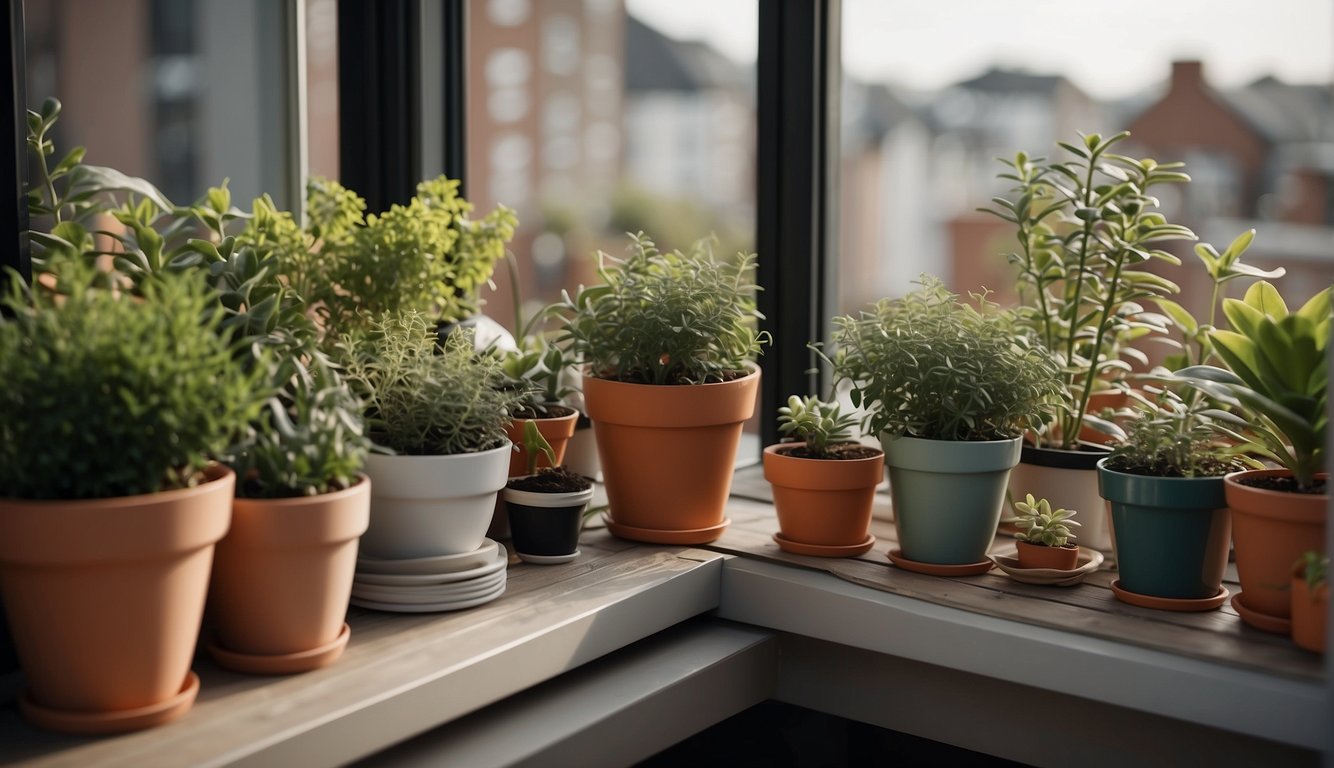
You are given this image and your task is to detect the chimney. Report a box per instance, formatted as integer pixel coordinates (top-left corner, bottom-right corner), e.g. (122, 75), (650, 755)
(1170, 60), (1204, 93)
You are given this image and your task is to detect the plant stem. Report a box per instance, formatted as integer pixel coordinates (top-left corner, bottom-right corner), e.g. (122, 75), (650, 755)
(1059, 153), (1101, 448)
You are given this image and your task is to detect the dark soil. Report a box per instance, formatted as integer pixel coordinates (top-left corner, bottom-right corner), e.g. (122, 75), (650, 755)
(512, 404), (577, 420)
(597, 369), (751, 386)
(1237, 475), (1328, 495)
(774, 442), (883, 461)
(1101, 456), (1236, 479)
(507, 466), (593, 493)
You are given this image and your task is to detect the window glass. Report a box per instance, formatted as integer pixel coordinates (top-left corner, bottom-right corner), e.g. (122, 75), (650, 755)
(837, 0), (1334, 318)
(466, 0), (758, 333)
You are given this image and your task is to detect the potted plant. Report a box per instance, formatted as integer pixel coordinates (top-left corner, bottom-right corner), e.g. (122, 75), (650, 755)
(763, 395), (884, 557)
(502, 422), (595, 564)
(1179, 281), (1331, 631)
(336, 311), (533, 560)
(0, 259), (260, 733)
(497, 333), (581, 476)
(1096, 387), (1251, 610)
(1291, 552), (1328, 654)
(1010, 494), (1080, 570)
(826, 275), (1061, 573)
(982, 131), (1202, 554)
(552, 232), (769, 544)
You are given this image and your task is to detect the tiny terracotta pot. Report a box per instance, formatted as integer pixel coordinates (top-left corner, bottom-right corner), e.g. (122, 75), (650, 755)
(504, 408), (580, 476)
(1291, 572), (1328, 654)
(207, 475), (371, 672)
(0, 465), (235, 732)
(1015, 541), (1080, 570)
(1225, 469), (1327, 625)
(585, 369), (759, 544)
(763, 444), (883, 552)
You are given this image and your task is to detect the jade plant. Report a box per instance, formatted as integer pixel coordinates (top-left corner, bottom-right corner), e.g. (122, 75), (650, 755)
(776, 395), (862, 459)
(554, 232), (770, 385)
(1178, 281), (1331, 492)
(982, 131), (1200, 449)
(823, 275), (1061, 442)
(1011, 494), (1080, 548)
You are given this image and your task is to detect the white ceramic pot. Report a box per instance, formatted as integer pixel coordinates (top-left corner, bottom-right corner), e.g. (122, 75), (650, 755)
(361, 442), (512, 559)
(1007, 447), (1114, 555)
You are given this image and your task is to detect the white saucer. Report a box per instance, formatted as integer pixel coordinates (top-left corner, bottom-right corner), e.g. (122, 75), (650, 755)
(351, 582), (507, 613)
(353, 570), (507, 603)
(356, 538), (501, 576)
(991, 548), (1105, 586)
(517, 550), (580, 565)
(355, 548), (507, 586)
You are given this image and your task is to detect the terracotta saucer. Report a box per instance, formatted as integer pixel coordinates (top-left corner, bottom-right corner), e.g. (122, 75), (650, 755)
(208, 623), (351, 675)
(602, 513), (730, 545)
(20, 671), (200, 735)
(773, 533), (876, 558)
(886, 548), (995, 576)
(1230, 592), (1292, 634)
(517, 550), (580, 565)
(1111, 581), (1229, 612)
(992, 549), (1105, 587)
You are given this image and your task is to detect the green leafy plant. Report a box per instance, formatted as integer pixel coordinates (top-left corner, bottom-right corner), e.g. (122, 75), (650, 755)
(519, 420), (558, 476)
(777, 395), (858, 458)
(336, 311), (534, 456)
(554, 232), (770, 385)
(982, 131), (1199, 449)
(1178, 281), (1331, 491)
(823, 275), (1061, 442)
(1296, 551), (1329, 591)
(0, 259), (263, 499)
(1103, 386), (1252, 478)
(496, 334), (577, 417)
(1011, 494), (1080, 547)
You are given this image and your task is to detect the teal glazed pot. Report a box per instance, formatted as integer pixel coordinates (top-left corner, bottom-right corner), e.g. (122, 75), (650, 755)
(1097, 458), (1231, 600)
(882, 435), (1022, 564)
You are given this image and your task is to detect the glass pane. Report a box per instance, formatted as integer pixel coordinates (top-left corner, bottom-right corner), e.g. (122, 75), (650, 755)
(465, 0), (758, 334)
(24, 0), (315, 209)
(837, 0), (1334, 318)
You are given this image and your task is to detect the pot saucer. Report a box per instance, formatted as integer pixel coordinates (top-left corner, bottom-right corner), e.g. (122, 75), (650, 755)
(992, 549), (1104, 587)
(518, 550), (580, 565)
(351, 581), (506, 613)
(20, 671), (200, 735)
(773, 533), (876, 558)
(886, 548), (995, 576)
(208, 623), (351, 675)
(353, 570), (506, 604)
(356, 538), (501, 576)
(1111, 581), (1229, 612)
(354, 549), (508, 586)
(1231, 592), (1292, 634)
(602, 513), (730, 545)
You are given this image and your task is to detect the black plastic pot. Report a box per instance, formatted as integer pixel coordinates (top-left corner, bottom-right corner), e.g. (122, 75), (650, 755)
(502, 485), (594, 564)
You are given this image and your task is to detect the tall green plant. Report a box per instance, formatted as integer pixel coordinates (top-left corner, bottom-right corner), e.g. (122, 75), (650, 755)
(982, 131), (1197, 449)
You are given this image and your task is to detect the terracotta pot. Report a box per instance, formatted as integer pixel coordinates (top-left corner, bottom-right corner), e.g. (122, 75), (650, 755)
(504, 408), (580, 476)
(1225, 469), (1328, 625)
(1015, 541), (1080, 570)
(207, 475), (371, 672)
(1009, 445), (1115, 554)
(0, 465), (234, 732)
(763, 444), (883, 553)
(1290, 573), (1329, 654)
(584, 369), (759, 544)
(361, 443), (511, 559)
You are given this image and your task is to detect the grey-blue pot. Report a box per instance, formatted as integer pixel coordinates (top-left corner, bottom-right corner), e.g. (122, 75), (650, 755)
(882, 434), (1022, 564)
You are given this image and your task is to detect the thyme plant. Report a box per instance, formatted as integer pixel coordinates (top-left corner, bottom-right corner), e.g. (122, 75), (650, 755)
(1103, 387), (1250, 478)
(777, 395), (859, 458)
(554, 232), (769, 385)
(825, 275), (1061, 442)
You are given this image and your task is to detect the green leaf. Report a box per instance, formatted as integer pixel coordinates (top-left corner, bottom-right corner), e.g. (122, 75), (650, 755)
(1242, 281), (1288, 319)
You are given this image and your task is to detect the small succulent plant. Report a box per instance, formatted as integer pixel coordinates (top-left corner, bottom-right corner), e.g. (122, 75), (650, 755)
(777, 395), (858, 458)
(1012, 494), (1080, 548)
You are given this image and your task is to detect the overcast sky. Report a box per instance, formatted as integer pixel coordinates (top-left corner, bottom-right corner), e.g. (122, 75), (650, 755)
(626, 0), (1333, 98)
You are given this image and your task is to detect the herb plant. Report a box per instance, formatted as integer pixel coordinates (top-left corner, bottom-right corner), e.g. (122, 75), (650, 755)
(825, 275), (1061, 442)
(1012, 494), (1080, 547)
(496, 334), (577, 418)
(1297, 551), (1329, 591)
(336, 311), (534, 456)
(777, 395), (858, 458)
(554, 232), (770, 385)
(982, 132), (1199, 450)
(0, 259), (263, 499)
(1103, 387), (1251, 478)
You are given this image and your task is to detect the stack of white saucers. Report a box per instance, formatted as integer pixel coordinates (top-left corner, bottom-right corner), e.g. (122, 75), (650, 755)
(351, 538), (507, 613)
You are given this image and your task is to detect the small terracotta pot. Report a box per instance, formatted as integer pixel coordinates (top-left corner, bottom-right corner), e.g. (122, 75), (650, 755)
(1015, 541), (1080, 570)
(208, 475), (371, 671)
(0, 465), (234, 732)
(584, 369), (759, 544)
(763, 444), (883, 551)
(504, 408), (580, 476)
(1225, 469), (1327, 625)
(1290, 574), (1329, 654)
